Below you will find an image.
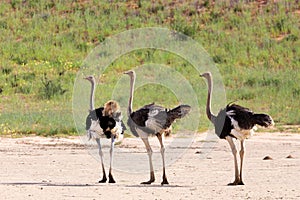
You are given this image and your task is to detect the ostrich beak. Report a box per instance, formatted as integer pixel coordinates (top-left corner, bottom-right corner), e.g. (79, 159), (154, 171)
(199, 74), (204, 77)
(123, 71), (130, 75)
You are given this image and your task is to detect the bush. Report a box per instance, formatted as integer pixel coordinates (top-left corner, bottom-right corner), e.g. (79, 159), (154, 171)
(38, 74), (67, 99)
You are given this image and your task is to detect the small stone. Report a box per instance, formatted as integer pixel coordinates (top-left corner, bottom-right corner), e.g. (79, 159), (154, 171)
(263, 156), (273, 160)
(286, 155), (294, 159)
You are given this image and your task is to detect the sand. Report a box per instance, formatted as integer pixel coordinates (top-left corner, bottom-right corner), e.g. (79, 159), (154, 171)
(1, 132), (299, 200)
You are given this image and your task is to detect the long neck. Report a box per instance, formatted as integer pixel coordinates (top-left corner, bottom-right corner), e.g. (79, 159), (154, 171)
(89, 79), (95, 110)
(128, 73), (135, 116)
(205, 75), (216, 123)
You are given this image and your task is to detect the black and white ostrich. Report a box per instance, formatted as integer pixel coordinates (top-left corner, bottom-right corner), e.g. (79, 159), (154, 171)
(200, 72), (274, 185)
(84, 75), (126, 183)
(124, 70), (191, 185)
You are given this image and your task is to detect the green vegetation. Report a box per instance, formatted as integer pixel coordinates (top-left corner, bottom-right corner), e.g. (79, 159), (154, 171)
(0, 0), (299, 136)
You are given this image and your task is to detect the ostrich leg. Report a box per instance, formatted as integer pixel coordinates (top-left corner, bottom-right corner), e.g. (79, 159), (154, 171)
(157, 133), (169, 185)
(96, 138), (107, 183)
(108, 137), (116, 183)
(226, 136), (240, 186)
(239, 139), (245, 185)
(141, 137), (155, 184)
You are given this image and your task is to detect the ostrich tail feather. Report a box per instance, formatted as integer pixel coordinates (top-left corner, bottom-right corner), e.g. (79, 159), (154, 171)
(253, 114), (274, 127)
(167, 105), (191, 119)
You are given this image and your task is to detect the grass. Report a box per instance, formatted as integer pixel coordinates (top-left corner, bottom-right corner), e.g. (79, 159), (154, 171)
(0, 0), (299, 136)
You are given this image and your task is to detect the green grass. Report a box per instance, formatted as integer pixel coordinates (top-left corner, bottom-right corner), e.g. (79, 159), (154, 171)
(0, 0), (299, 136)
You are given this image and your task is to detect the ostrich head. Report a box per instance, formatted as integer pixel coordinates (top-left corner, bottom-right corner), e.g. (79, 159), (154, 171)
(200, 72), (212, 79)
(84, 75), (95, 82)
(123, 70), (135, 77)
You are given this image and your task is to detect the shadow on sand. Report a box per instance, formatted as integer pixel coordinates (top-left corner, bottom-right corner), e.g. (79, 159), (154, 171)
(1, 182), (191, 188)
(125, 184), (187, 188)
(0, 182), (101, 187)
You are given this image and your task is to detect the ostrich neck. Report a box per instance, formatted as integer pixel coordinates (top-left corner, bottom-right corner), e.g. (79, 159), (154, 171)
(205, 75), (216, 123)
(128, 74), (135, 116)
(89, 81), (95, 110)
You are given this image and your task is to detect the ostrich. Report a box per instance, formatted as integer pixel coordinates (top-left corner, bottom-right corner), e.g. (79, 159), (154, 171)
(124, 70), (191, 185)
(84, 75), (126, 183)
(200, 72), (274, 185)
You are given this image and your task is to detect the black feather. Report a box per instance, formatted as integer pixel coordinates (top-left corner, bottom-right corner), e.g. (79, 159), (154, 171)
(165, 105), (191, 128)
(128, 110), (155, 137)
(85, 114), (92, 131)
(252, 114), (274, 127)
(127, 104), (191, 137)
(226, 104), (255, 130)
(214, 108), (234, 139)
(85, 107), (104, 130)
(213, 103), (273, 139)
(85, 106), (126, 139)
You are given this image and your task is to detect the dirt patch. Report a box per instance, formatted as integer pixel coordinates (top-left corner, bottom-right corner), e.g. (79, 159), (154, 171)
(1, 132), (300, 199)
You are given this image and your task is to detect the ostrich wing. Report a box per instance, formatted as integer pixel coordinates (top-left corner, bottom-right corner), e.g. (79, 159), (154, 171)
(141, 103), (167, 133)
(226, 104), (255, 130)
(128, 103), (191, 137)
(128, 103), (167, 136)
(227, 103), (274, 129)
(86, 107), (104, 130)
(130, 103), (165, 127)
(143, 104), (191, 133)
(111, 111), (127, 133)
(214, 108), (233, 139)
(146, 111), (168, 133)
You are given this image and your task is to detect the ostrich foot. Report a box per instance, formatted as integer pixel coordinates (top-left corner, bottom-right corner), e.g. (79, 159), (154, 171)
(108, 173), (116, 183)
(161, 179), (169, 185)
(98, 176), (107, 183)
(228, 179), (244, 186)
(141, 178), (155, 184)
(141, 180), (154, 185)
(238, 180), (244, 185)
(141, 171), (155, 184)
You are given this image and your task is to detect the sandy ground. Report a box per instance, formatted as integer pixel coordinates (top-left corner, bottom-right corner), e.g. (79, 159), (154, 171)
(0, 132), (300, 200)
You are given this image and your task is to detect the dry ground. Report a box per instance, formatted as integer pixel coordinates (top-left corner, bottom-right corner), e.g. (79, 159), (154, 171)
(0, 132), (300, 200)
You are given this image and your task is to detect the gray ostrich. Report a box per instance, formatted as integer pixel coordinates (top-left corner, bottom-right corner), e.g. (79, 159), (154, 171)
(123, 70), (191, 185)
(200, 72), (274, 185)
(84, 75), (126, 183)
